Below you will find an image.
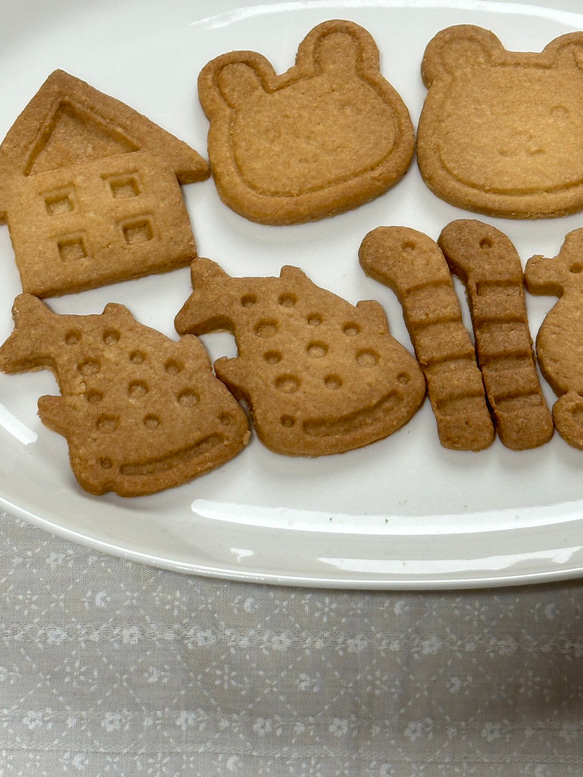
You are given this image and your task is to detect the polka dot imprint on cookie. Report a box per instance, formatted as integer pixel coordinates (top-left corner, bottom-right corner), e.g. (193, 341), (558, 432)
(174, 258), (426, 457)
(0, 294), (250, 496)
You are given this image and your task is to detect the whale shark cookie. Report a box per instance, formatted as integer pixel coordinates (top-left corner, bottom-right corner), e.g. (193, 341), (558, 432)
(417, 25), (583, 218)
(197, 19), (415, 224)
(174, 258), (425, 456)
(0, 294), (249, 496)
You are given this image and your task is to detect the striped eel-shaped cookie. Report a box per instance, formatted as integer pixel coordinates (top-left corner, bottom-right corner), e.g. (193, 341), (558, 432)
(359, 226), (494, 451)
(438, 219), (553, 450)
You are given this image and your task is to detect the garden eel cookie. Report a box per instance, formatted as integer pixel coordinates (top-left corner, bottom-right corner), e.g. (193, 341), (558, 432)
(417, 25), (583, 218)
(197, 19), (415, 225)
(174, 258), (425, 456)
(0, 295), (249, 496)
(358, 226), (494, 451)
(438, 220), (553, 450)
(0, 69), (210, 297)
(525, 229), (583, 449)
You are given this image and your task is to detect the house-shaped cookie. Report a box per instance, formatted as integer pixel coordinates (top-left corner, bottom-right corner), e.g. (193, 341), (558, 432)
(0, 70), (210, 297)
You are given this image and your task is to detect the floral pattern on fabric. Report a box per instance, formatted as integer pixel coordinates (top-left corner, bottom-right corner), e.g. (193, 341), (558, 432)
(1, 510), (583, 776)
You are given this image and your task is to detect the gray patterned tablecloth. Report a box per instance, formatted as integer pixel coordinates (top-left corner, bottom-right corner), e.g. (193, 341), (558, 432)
(2, 508), (583, 776)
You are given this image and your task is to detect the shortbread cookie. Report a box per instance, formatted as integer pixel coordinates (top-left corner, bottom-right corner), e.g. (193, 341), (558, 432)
(359, 226), (494, 451)
(438, 220), (553, 450)
(418, 25), (583, 218)
(524, 228), (583, 448)
(197, 20), (415, 225)
(0, 70), (210, 297)
(174, 258), (425, 456)
(0, 294), (249, 496)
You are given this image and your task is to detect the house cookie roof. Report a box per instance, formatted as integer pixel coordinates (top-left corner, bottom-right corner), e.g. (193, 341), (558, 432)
(0, 69), (210, 194)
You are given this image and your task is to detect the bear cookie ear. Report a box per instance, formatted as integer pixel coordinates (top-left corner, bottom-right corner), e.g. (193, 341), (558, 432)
(421, 24), (501, 86)
(543, 31), (583, 69)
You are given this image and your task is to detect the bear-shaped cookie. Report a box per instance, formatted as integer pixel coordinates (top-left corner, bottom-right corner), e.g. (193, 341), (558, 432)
(0, 294), (250, 496)
(525, 229), (583, 448)
(174, 258), (425, 456)
(417, 25), (583, 219)
(198, 20), (415, 225)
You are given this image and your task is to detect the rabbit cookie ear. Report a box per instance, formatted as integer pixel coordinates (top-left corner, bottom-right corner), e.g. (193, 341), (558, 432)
(313, 31), (360, 77)
(215, 61), (265, 109)
(421, 25), (502, 86)
(298, 20), (381, 77)
(198, 52), (273, 116)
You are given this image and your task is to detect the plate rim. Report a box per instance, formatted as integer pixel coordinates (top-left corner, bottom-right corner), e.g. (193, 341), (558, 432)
(2, 0), (583, 589)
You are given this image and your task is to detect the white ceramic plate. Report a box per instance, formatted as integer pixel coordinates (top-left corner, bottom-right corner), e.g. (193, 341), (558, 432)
(2, 0), (583, 589)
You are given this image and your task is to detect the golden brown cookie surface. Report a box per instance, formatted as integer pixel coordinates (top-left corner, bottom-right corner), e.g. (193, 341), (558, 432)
(0, 70), (210, 297)
(0, 295), (249, 496)
(525, 228), (583, 449)
(438, 219), (553, 450)
(198, 20), (414, 225)
(359, 226), (494, 451)
(417, 25), (583, 218)
(175, 258), (425, 456)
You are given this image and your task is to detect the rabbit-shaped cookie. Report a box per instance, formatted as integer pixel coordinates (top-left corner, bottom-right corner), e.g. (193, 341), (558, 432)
(198, 20), (415, 225)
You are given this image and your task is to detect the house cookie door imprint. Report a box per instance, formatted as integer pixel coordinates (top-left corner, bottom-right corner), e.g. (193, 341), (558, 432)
(417, 25), (583, 218)
(199, 20), (415, 225)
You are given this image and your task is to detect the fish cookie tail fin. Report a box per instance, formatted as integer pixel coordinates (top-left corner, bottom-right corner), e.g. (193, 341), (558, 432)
(0, 294), (56, 373)
(175, 258), (233, 336)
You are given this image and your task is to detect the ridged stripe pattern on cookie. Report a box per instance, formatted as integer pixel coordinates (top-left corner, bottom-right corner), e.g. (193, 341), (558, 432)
(359, 226), (494, 451)
(438, 219), (553, 450)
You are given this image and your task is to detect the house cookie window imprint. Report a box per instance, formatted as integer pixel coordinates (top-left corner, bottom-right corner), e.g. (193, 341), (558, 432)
(0, 70), (210, 297)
